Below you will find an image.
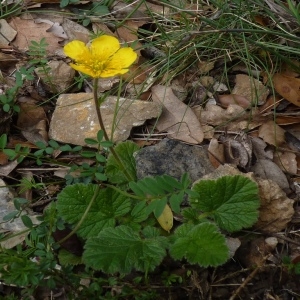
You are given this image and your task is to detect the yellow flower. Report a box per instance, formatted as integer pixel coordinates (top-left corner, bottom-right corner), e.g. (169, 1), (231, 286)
(64, 35), (137, 78)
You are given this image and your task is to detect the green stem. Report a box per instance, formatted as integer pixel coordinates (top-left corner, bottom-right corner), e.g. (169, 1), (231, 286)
(93, 78), (134, 182)
(57, 185), (101, 245)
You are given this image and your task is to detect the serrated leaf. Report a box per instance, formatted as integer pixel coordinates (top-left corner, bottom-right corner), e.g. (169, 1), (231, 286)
(129, 181), (145, 197)
(161, 175), (182, 189)
(131, 201), (150, 222)
(153, 198), (168, 218)
(169, 223), (229, 267)
(180, 173), (191, 189)
(95, 173), (107, 181)
(169, 191), (184, 214)
(182, 207), (202, 224)
(105, 141), (139, 186)
(58, 249), (82, 266)
(83, 225), (167, 274)
(129, 175), (181, 199)
(141, 177), (167, 195)
(56, 184), (131, 238)
(190, 175), (260, 232)
(156, 204), (173, 232)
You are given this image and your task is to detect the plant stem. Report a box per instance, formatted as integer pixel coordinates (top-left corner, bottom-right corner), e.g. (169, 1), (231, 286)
(57, 184), (101, 244)
(93, 78), (134, 182)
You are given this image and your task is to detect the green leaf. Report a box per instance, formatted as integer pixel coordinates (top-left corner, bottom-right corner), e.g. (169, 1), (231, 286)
(56, 184), (131, 238)
(131, 201), (150, 222)
(3, 149), (17, 160)
(21, 215), (33, 228)
(58, 249), (82, 266)
(59, 144), (72, 152)
(3, 211), (18, 221)
(48, 140), (60, 149)
(81, 151), (96, 158)
(13, 198), (28, 210)
(84, 138), (98, 145)
(182, 207), (202, 224)
(105, 141), (139, 185)
(60, 0), (69, 8)
(129, 175), (182, 199)
(95, 153), (106, 163)
(45, 147), (54, 155)
(3, 103), (10, 112)
(169, 223), (229, 267)
(83, 225), (168, 274)
(100, 140), (113, 148)
(169, 191), (184, 214)
(190, 175), (260, 232)
(72, 145), (82, 152)
(95, 172), (107, 181)
(97, 130), (104, 142)
(0, 134), (7, 149)
(153, 198), (167, 218)
(35, 141), (47, 149)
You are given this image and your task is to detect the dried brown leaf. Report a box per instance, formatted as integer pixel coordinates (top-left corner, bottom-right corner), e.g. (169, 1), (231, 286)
(255, 179), (294, 232)
(272, 73), (300, 107)
(9, 17), (64, 54)
(157, 204), (173, 232)
(273, 151), (297, 174)
(218, 94), (251, 109)
(208, 138), (224, 168)
(152, 85), (204, 144)
(258, 120), (285, 146)
(250, 159), (289, 191)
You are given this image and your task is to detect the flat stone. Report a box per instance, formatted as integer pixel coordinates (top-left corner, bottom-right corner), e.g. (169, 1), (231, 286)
(49, 93), (161, 146)
(35, 60), (75, 93)
(135, 139), (214, 182)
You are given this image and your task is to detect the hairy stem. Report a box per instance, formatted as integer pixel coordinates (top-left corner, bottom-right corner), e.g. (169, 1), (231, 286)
(93, 78), (134, 182)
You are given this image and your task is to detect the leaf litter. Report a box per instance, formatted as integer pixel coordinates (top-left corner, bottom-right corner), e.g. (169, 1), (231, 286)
(1, 0), (300, 298)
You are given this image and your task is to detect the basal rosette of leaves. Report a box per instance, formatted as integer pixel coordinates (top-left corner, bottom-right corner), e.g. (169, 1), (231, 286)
(55, 138), (260, 275)
(63, 35), (137, 78)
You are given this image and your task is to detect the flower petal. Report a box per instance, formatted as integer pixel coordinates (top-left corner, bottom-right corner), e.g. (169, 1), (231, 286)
(69, 63), (96, 78)
(100, 48), (137, 77)
(90, 35), (120, 62)
(64, 40), (91, 62)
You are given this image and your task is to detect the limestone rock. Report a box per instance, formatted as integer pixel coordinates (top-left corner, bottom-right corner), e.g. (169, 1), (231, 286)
(49, 93), (161, 146)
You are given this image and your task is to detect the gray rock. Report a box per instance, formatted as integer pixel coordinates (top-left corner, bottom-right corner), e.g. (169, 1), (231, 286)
(135, 139), (214, 182)
(49, 93), (161, 146)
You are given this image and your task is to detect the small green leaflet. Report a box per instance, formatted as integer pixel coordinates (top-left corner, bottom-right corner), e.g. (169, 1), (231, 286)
(169, 223), (229, 267)
(56, 184), (131, 238)
(83, 225), (168, 274)
(105, 141), (139, 186)
(190, 175), (260, 232)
